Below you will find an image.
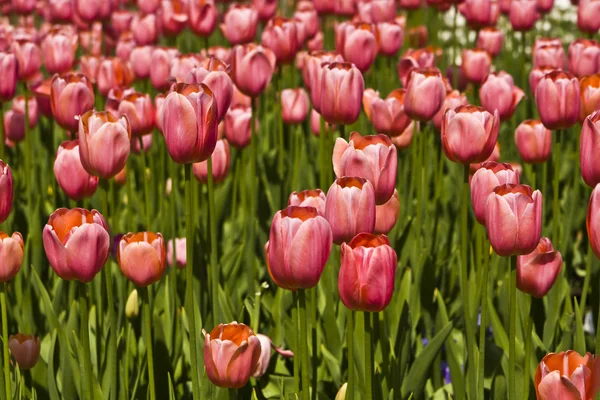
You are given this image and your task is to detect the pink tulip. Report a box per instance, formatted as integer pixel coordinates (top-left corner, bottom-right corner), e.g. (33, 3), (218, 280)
(515, 120), (552, 164)
(185, 58), (233, 122)
(391, 121), (416, 149)
(459, 0), (496, 28)
(281, 88), (309, 124)
(0, 52), (18, 102)
(12, 0), (35, 14)
(116, 33), (137, 62)
(398, 0), (422, 9)
(42, 28), (77, 74)
(253, 0), (278, 21)
(118, 231), (166, 286)
(404, 68), (446, 121)
(529, 66), (554, 95)
(535, 351), (600, 400)
(0, 161), (12, 223)
(96, 57), (134, 97)
(294, 1), (319, 40)
(362, 88), (380, 121)
(320, 62), (365, 125)
(150, 47), (179, 90)
(74, 0), (111, 22)
(374, 189), (400, 234)
(377, 22), (404, 56)
(170, 53), (202, 83)
(154, 93), (166, 134)
(10, 39), (40, 81)
(192, 138), (230, 184)
(231, 44), (275, 98)
(509, 0), (539, 31)
(163, 83), (218, 164)
(49, 0), (73, 22)
(131, 12), (158, 45)
(54, 140), (99, 201)
(485, 184), (543, 256)
(307, 32), (324, 51)
(261, 17), (300, 65)
(167, 237), (186, 268)
(517, 237), (562, 297)
(578, 0), (600, 34)
(79, 55), (100, 83)
(357, 0), (396, 23)
(432, 90), (468, 131)
(569, 39), (600, 78)
(129, 46), (153, 79)
(203, 322), (261, 388)
(324, 177), (376, 244)
(111, 10), (133, 35)
(221, 4), (258, 45)
(43, 208), (110, 282)
(479, 71), (525, 120)
(160, 0), (189, 37)
(470, 161), (520, 225)
(31, 78), (52, 118)
(581, 111), (600, 187)
(369, 89), (411, 136)
(535, 70), (580, 130)
(304, 51), (344, 112)
(533, 42), (565, 69)
(580, 74), (600, 121)
(339, 233), (397, 311)
(8, 334), (40, 370)
(50, 73), (95, 133)
(117, 92), (155, 136)
(537, 0), (554, 13)
(0, 232), (23, 282)
(189, 0), (218, 36)
(138, 0), (160, 14)
(252, 333), (294, 378)
(225, 105), (253, 149)
(341, 23), (379, 73)
(265, 206), (332, 289)
(461, 48), (492, 84)
(288, 189), (327, 216)
(310, 109), (335, 136)
(131, 133), (153, 154)
(313, 0), (335, 13)
(105, 87), (137, 118)
(477, 27), (504, 57)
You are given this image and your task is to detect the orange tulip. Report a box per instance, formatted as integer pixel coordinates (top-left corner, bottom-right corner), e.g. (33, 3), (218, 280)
(535, 351), (600, 400)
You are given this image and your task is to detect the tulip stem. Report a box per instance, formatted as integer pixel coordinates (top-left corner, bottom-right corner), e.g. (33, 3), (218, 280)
(319, 116), (327, 190)
(206, 156), (220, 322)
(1, 283), (10, 400)
(339, 124), (346, 141)
(79, 282), (93, 400)
(478, 233), (490, 400)
(552, 130), (562, 246)
(347, 310), (354, 400)
(508, 255), (517, 400)
(184, 163), (200, 398)
(364, 312), (373, 400)
(138, 137), (151, 230)
(228, 387), (236, 400)
(460, 164), (477, 399)
(582, 242), (593, 313)
(0, 102), (4, 159)
(298, 289), (310, 400)
(523, 302), (533, 400)
(142, 287), (155, 400)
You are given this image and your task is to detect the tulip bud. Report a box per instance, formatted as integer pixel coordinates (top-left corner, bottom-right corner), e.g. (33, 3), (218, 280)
(441, 105), (499, 164)
(0, 52), (18, 102)
(252, 333), (294, 378)
(221, 4), (259, 45)
(374, 190), (400, 234)
(184, 58), (233, 122)
(377, 22), (404, 56)
(0, 161), (13, 223)
(516, 237), (562, 297)
(231, 44), (275, 98)
(320, 62), (365, 125)
(568, 39), (600, 77)
(339, 233), (397, 311)
(189, 0), (218, 36)
(117, 232), (166, 287)
(125, 289), (139, 319)
(477, 27), (504, 57)
(281, 88), (309, 124)
(266, 206), (332, 289)
(54, 140), (99, 201)
(405, 68), (446, 121)
(74, 0), (111, 22)
(131, 12), (158, 45)
(485, 184), (543, 256)
(310, 109), (335, 136)
(461, 48), (492, 84)
(432, 90), (468, 131)
(578, 0), (600, 34)
(225, 105), (253, 149)
(261, 17), (300, 65)
(50, 72), (95, 132)
(509, 0), (539, 31)
(203, 322), (261, 388)
(479, 71), (525, 120)
(0, 231), (24, 282)
(42, 27), (78, 74)
(535, 351), (600, 400)
(288, 189), (327, 216)
(166, 238), (186, 268)
(514, 120), (552, 164)
(192, 139), (230, 184)
(535, 70), (580, 130)
(470, 161), (520, 225)
(8, 334), (40, 370)
(43, 208), (110, 282)
(581, 112), (600, 189)
(324, 177), (376, 244)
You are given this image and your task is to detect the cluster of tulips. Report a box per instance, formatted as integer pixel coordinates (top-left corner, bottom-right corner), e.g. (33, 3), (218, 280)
(1, 0), (600, 398)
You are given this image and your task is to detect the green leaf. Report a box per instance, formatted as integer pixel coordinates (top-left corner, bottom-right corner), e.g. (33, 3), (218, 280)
(47, 330), (60, 400)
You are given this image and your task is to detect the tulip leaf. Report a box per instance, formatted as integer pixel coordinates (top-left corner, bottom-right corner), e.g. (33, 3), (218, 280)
(573, 299), (585, 355)
(321, 344), (342, 386)
(435, 290), (465, 400)
(47, 329), (60, 400)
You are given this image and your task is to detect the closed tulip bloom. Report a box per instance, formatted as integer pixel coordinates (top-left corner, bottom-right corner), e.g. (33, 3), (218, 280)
(78, 111), (131, 179)
(118, 231), (166, 286)
(42, 28), (77, 74)
(0, 161), (13, 223)
(578, 0), (600, 34)
(265, 206), (332, 289)
(43, 208), (110, 282)
(535, 351), (600, 400)
(185, 59), (233, 122)
(160, 0), (189, 37)
(533, 43), (565, 70)
(398, 0), (422, 9)
(477, 27), (504, 57)
(192, 138), (230, 183)
(221, 4), (259, 45)
(341, 23), (379, 73)
(374, 190), (400, 234)
(281, 88), (309, 124)
(580, 74), (600, 121)
(433, 90), (468, 131)
(167, 237), (186, 268)
(325, 177), (376, 244)
(261, 17), (300, 65)
(189, 0), (218, 36)
(117, 92), (155, 136)
(50, 73), (95, 132)
(333, 132), (397, 204)
(459, 0), (495, 28)
(369, 89), (411, 136)
(537, 0), (554, 12)
(8, 334), (39, 370)
(586, 184), (600, 260)
(131, 133), (153, 154)
(294, 1), (319, 39)
(514, 120), (552, 164)
(31, 79), (53, 115)
(170, 54), (202, 83)
(304, 51), (344, 111)
(204, 322), (261, 388)
(404, 68), (446, 121)
(154, 93), (166, 134)
(129, 46), (153, 79)
(112, 10), (133, 35)
(0, 232), (23, 281)
(535, 70), (580, 130)
(75, 0), (111, 22)
(253, 0), (278, 21)
(225, 105), (253, 149)
(12, 0), (35, 14)
(313, 0), (335, 13)
(509, 0), (539, 31)
(307, 32), (324, 51)
(54, 140), (99, 201)
(163, 83), (218, 164)
(363, 88), (380, 121)
(461, 49), (492, 84)
(339, 233), (397, 311)
(139, 0), (160, 13)
(581, 111), (600, 187)
(529, 66), (554, 94)
(377, 22), (404, 56)
(49, 0), (73, 22)
(320, 62), (365, 125)
(10, 39), (40, 81)
(288, 189), (327, 216)
(0, 52), (17, 102)
(116, 33), (137, 62)
(569, 39), (600, 77)
(442, 105), (500, 164)
(470, 161), (520, 224)
(231, 44), (275, 98)
(79, 55), (100, 83)
(516, 237), (562, 297)
(131, 12), (158, 45)
(96, 57), (134, 97)
(485, 184), (542, 256)
(358, 0), (396, 23)
(150, 47), (179, 90)
(479, 71), (525, 120)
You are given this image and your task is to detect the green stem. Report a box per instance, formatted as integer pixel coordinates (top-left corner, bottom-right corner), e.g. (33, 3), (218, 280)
(138, 137), (151, 230)
(184, 164), (200, 397)
(1, 283), (10, 400)
(553, 130), (562, 246)
(523, 302), (533, 400)
(478, 233), (490, 400)
(347, 310), (354, 400)
(582, 242), (593, 312)
(319, 116), (327, 190)
(246, 99), (258, 294)
(105, 267), (117, 400)
(142, 287), (155, 400)
(228, 387), (236, 400)
(293, 291), (300, 395)
(79, 283), (93, 400)
(206, 156), (220, 322)
(509, 256), (517, 400)
(298, 289), (310, 400)
(339, 124), (346, 140)
(277, 70), (285, 181)
(310, 289), (318, 400)
(364, 312), (373, 400)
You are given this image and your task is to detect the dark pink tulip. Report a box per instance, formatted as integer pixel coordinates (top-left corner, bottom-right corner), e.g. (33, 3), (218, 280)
(339, 233), (397, 311)
(517, 237), (562, 297)
(529, 66), (554, 94)
(8, 334), (40, 370)
(252, 333), (294, 378)
(167, 238), (186, 268)
(369, 89), (411, 136)
(405, 68), (446, 121)
(334, 0), (356, 15)
(587, 184), (600, 260)
(477, 27), (504, 57)
(118, 232), (166, 287)
(324, 177), (376, 244)
(154, 93), (166, 134)
(569, 39), (600, 78)
(397, 47), (438, 87)
(78, 25), (102, 56)
(262, 17), (300, 65)
(0, 52), (17, 102)
(12, 0), (35, 15)
(479, 71), (525, 120)
(266, 206), (332, 289)
(294, 1), (319, 39)
(313, 0), (335, 13)
(163, 83), (218, 164)
(0, 161), (12, 223)
(442, 105), (499, 164)
(537, 0), (554, 12)
(189, 0), (218, 36)
(192, 138), (230, 184)
(341, 23), (379, 73)
(96, 57), (134, 96)
(514, 120), (552, 164)
(150, 47), (179, 90)
(433, 90), (468, 131)
(74, 0), (111, 22)
(185, 58), (233, 122)
(281, 88), (309, 124)
(203, 323), (261, 389)
(485, 184), (543, 256)
(289, 189), (327, 216)
(581, 111), (600, 187)
(357, 0), (396, 23)
(304, 51), (344, 111)
(3, 95), (37, 143)
(111, 10), (133, 35)
(398, 0), (422, 9)
(50, 73), (95, 132)
(138, 0), (160, 14)
(470, 141), (500, 174)
(54, 140), (99, 201)
(307, 32), (324, 51)
(377, 22), (404, 56)
(170, 53), (202, 83)
(10, 39), (40, 81)
(374, 189), (400, 234)
(320, 62), (365, 125)
(578, 0), (600, 34)
(580, 74), (600, 121)
(129, 46), (153, 79)
(221, 4), (258, 45)
(533, 43), (565, 70)
(42, 28), (77, 74)
(461, 48), (492, 84)
(117, 92), (155, 136)
(470, 161), (520, 224)
(231, 44), (275, 98)
(333, 132), (397, 204)
(116, 33), (137, 62)
(160, 0), (189, 37)
(253, 0), (278, 21)
(203, 46), (231, 63)
(225, 105), (253, 149)
(509, 0), (539, 31)
(459, 0), (496, 28)
(535, 70), (580, 130)
(0, 232), (23, 282)
(43, 208), (110, 282)
(131, 12), (158, 45)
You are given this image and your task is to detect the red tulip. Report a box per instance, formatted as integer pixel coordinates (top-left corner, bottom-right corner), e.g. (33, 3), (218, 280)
(517, 237), (562, 297)
(261, 17), (300, 65)
(185, 58), (233, 122)
(118, 232), (166, 286)
(461, 48), (492, 84)
(131, 12), (158, 45)
(288, 189), (327, 216)
(578, 0), (600, 34)
(479, 71), (525, 120)
(470, 161), (520, 225)
(377, 22), (404, 56)
(405, 67), (446, 121)
(189, 0), (218, 36)
(225, 105), (253, 149)
(50, 72), (95, 132)
(535, 351), (600, 400)
(221, 4), (258, 45)
(0, 52), (18, 102)
(432, 90), (468, 131)
(0, 231), (23, 282)
(320, 62), (365, 125)
(192, 138), (230, 184)
(374, 189), (400, 234)
(535, 70), (580, 130)
(569, 39), (600, 78)
(509, 0), (539, 31)
(54, 140), (99, 201)
(281, 88), (309, 124)
(477, 27), (504, 57)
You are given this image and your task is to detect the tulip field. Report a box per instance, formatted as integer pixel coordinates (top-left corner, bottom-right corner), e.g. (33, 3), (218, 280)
(4, 0), (600, 399)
